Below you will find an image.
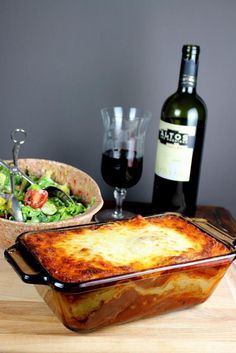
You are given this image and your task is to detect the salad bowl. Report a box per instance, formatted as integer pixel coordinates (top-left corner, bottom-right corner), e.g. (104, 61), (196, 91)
(0, 158), (103, 249)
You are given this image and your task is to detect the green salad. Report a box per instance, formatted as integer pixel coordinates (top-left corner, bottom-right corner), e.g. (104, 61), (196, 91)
(0, 166), (92, 223)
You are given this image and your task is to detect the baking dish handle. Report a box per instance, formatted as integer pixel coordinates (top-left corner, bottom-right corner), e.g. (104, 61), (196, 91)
(189, 217), (236, 249)
(4, 243), (48, 285)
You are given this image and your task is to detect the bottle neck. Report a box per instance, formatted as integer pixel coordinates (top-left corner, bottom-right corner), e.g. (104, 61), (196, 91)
(178, 85), (196, 94)
(177, 45), (199, 93)
(178, 68), (198, 93)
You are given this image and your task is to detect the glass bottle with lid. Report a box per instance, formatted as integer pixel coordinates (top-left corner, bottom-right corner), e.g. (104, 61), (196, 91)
(152, 45), (207, 216)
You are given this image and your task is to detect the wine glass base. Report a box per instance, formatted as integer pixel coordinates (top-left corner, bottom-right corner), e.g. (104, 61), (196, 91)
(94, 209), (136, 223)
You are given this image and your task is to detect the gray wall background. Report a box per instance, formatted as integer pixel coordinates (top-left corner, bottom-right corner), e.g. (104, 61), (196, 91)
(0, 0), (236, 218)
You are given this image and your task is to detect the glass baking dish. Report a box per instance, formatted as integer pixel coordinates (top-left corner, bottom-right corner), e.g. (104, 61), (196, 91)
(4, 213), (236, 333)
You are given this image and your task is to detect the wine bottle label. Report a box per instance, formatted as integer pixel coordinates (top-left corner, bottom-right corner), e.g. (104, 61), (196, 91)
(155, 120), (196, 181)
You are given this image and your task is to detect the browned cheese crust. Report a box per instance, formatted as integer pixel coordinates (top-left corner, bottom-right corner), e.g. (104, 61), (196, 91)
(21, 214), (229, 283)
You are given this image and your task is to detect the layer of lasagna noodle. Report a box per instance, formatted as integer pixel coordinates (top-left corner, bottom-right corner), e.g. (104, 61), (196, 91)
(22, 214), (229, 283)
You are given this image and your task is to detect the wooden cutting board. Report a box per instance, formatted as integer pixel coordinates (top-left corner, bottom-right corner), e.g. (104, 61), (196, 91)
(0, 206), (236, 353)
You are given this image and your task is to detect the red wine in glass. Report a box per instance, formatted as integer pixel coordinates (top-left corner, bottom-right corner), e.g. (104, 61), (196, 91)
(101, 149), (143, 189)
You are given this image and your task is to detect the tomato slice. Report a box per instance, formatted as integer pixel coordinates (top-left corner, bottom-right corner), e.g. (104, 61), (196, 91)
(24, 189), (49, 209)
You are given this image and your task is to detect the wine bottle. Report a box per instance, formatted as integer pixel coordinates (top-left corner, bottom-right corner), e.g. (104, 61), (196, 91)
(152, 44), (207, 216)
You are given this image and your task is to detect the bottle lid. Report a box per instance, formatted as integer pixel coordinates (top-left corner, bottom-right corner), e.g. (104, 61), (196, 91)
(182, 45), (200, 60)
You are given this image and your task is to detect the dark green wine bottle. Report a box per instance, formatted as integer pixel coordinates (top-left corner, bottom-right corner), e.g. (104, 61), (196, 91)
(152, 45), (207, 216)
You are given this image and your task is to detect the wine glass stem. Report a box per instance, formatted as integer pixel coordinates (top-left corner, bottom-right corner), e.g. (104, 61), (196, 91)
(113, 187), (127, 219)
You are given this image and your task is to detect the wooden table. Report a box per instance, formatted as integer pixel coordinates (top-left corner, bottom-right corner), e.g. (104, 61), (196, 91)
(0, 205), (236, 353)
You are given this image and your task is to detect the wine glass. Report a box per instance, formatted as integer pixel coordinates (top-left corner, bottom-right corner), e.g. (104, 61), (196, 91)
(95, 106), (151, 222)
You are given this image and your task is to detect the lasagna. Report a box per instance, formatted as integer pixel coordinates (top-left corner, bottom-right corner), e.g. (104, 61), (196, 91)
(21, 214), (229, 283)
(18, 214), (234, 332)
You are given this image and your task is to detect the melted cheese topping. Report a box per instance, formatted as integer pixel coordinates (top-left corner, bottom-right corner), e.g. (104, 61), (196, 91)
(22, 215), (229, 283)
(61, 224), (195, 266)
